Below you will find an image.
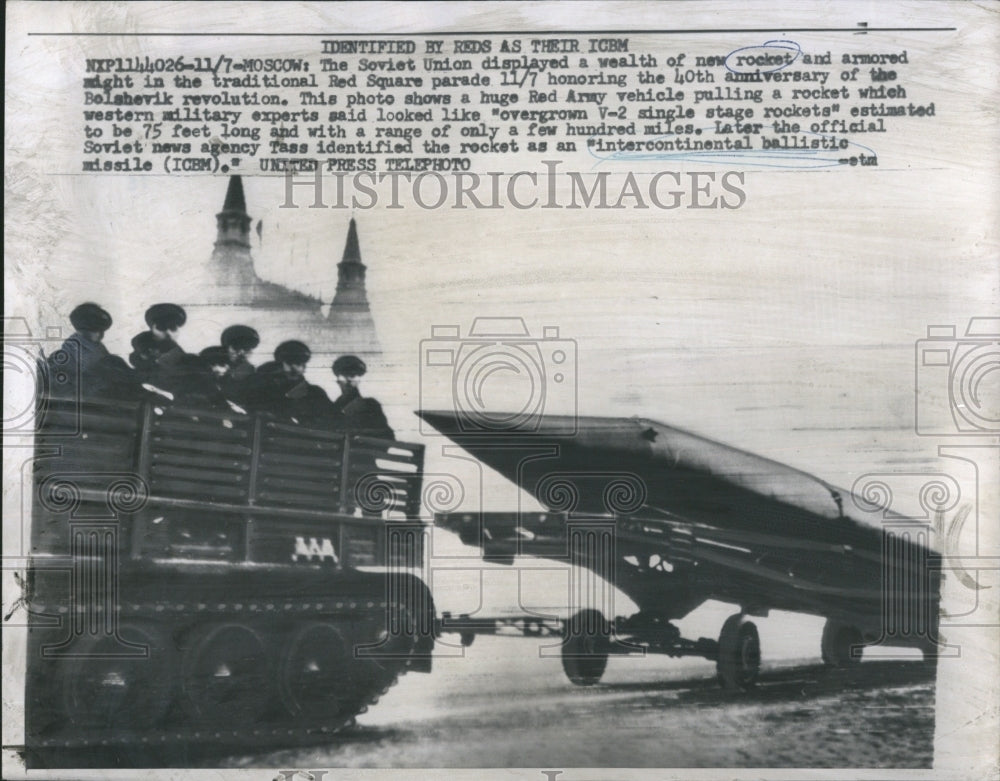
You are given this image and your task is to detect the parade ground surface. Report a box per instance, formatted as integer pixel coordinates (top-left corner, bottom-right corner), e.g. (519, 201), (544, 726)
(31, 633), (932, 770)
(238, 638), (935, 769)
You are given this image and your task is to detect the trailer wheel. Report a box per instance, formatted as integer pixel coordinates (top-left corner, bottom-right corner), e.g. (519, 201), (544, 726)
(62, 623), (176, 729)
(562, 609), (611, 686)
(821, 620), (863, 667)
(717, 614), (760, 691)
(181, 623), (272, 726)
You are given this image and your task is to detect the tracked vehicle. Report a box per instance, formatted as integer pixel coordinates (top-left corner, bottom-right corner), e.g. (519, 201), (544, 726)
(25, 394), (435, 757)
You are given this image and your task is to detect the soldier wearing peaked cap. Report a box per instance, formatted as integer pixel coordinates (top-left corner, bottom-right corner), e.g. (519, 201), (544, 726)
(46, 303), (138, 400)
(244, 340), (332, 424)
(69, 302), (113, 334)
(221, 325), (259, 352)
(170, 351), (230, 410)
(219, 325), (260, 403)
(128, 331), (159, 380)
(332, 354), (366, 378)
(142, 302), (187, 365)
(327, 355), (394, 440)
(274, 340), (311, 366)
(199, 346), (230, 375)
(144, 303), (187, 331)
(132, 303), (188, 393)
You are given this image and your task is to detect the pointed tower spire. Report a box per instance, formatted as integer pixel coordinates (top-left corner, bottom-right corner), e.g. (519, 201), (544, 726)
(342, 217), (361, 263)
(327, 218), (380, 356)
(207, 175), (257, 304)
(331, 218), (369, 307)
(215, 175), (251, 251)
(223, 175), (247, 212)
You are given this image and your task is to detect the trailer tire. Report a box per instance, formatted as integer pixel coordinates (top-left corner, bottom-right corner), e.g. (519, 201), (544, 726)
(821, 620), (863, 667)
(717, 614), (760, 691)
(561, 609), (610, 686)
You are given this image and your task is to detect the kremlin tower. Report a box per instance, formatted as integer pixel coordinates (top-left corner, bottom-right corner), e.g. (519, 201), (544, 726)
(199, 175), (381, 366)
(325, 217), (381, 355)
(209, 175), (255, 299)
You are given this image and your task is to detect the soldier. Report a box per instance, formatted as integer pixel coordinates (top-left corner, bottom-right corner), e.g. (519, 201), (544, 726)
(45, 303), (137, 400)
(244, 340), (332, 424)
(170, 349), (230, 410)
(219, 325), (259, 402)
(132, 303), (187, 393)
(128, 332), (159, 381)
(143, 303), (186, 360)
(199, 346), (231, 380)
(327, 355), (394, 440)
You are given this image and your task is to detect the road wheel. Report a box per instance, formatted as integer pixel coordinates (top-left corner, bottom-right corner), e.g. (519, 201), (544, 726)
(180, 623), (272, 726)
(278, 622), (360, 720)
(821, 620), (863, 667)
(354, 602), (420, 673)
(61, 623), (176, 729)
(561, 609), (610, 686)
(717, 614), (760, 691)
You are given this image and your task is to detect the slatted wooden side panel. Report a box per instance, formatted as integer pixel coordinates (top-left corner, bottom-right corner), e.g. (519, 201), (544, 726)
(345, 436), (425, 517)
(32, 399), (143, 556)
(35, 399), (427, 519)
(253, 419), (345, 510)
(34, 397), (142, 481)
(147, 405), (254, 503)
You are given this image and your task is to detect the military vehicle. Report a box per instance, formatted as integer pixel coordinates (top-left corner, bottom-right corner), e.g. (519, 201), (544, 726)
(25, 393), (434, 758)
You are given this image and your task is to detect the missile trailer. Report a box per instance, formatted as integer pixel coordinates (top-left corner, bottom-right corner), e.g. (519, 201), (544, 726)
(424, 411), (944, 692)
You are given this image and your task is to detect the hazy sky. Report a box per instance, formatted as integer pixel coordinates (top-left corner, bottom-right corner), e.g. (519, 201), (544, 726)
(6, 1), (996, 502)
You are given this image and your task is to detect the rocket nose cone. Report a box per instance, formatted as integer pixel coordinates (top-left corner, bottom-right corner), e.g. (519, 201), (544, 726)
(415, 409), (464, 435)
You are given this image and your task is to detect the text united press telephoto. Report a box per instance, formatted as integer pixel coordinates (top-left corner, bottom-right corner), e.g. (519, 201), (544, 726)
(3, 2), (998, 779)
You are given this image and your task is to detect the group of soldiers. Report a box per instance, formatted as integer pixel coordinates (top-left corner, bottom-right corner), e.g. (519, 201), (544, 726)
(45, 301), (394, 439)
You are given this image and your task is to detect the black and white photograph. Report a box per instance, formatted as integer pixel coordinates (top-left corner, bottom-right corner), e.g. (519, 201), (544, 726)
(3, 2), (998, 779)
